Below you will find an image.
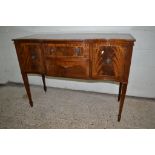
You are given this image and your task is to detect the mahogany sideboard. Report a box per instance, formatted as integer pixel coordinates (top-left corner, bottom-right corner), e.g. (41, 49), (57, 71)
(13, 33), (136, 121)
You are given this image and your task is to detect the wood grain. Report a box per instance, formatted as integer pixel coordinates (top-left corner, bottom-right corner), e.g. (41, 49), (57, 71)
(13, 33), (135, 121)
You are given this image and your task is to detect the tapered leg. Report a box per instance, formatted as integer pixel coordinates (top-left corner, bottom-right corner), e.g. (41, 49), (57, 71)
(21, 73), (33, 107)
(118, 82), (122, 101)
(42, 74), (47, 92)
(118, 83), (127, 122)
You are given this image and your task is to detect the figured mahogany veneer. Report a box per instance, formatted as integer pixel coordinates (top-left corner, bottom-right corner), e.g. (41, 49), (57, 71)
(13, 33), (136, 121)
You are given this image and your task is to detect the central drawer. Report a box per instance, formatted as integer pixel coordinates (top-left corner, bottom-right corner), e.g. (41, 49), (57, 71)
(44, 42), (89, 58)
(46, 57), (89, 78)
(44, 42), (90, 79)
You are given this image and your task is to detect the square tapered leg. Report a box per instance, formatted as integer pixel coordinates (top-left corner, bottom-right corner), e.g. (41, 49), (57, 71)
(21, 73), (33, 107)
(118, 83), (127, 122)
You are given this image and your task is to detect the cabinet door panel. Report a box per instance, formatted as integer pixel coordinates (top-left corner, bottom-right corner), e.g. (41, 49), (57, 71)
(18, 43), (44, 73)
(92, 45), (126, 80)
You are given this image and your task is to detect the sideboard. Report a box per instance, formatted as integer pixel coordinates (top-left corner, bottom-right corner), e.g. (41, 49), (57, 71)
(13, 33), (135, 121)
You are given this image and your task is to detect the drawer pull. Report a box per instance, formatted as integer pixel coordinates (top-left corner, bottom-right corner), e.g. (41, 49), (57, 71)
(50, 48), (55, 52)
(105, 58), (111, 64)
(31, 55), (36, 60)
(75, 47), (81, 56)
(63, 65), (70, 69)
(31, 51), (37, 60)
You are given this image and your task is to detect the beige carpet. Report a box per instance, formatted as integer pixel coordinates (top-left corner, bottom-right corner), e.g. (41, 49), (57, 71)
(0, 83), (155, 129)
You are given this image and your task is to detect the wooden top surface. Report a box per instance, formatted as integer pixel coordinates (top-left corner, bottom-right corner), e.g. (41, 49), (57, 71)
(13, 33), (135, 41)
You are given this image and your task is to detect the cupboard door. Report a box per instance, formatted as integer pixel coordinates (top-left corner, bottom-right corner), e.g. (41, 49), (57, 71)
(92, 44), (126, 81)
(17, 43), (44, 74)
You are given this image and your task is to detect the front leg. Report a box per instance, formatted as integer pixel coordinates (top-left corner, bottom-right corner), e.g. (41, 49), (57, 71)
(118, 83), (127, 122)
(118, 82), (122, 101)
(21, 72), (33, 107)
(42, 74), (47, 92)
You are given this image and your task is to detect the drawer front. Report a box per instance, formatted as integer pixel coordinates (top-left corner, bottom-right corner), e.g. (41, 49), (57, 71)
(44, 42), (89, 58)
(46, 57), (89, 79)
(45, 42), (90, 79)
(17, 43), (44, 73)
(92, 44), (126, 80)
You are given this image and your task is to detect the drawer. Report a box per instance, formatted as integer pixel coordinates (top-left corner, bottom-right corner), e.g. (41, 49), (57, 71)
(44, 42), (89, 58)
(46, 57), (89, 79)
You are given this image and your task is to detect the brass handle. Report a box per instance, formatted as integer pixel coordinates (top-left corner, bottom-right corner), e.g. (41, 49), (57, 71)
(75, 47), (81, 56)
(49, 48), (55, 55)
(105, 58), (111, 64)
(63, 65), (69, 69)
(31, 55), (36, 60)
(31, 51), (37, 60)
(50, 48), (55, 52)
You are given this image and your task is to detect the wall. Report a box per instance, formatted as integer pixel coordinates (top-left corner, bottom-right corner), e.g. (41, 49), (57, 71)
(0, 26), (155, 98)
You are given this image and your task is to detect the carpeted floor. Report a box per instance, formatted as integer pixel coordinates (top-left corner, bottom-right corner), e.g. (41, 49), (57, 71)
(0, 83), (155, 129)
